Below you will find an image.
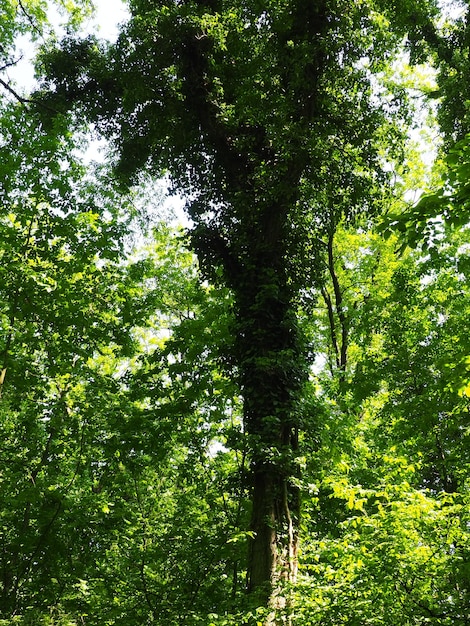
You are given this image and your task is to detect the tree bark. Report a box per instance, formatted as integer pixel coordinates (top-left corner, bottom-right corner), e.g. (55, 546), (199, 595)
(234, 258), (303, 608)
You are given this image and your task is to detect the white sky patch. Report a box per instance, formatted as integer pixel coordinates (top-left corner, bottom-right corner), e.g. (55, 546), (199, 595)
(8, 0), (129, 92)
(438, 0), (466, 22)
(88, 0), (129, 41)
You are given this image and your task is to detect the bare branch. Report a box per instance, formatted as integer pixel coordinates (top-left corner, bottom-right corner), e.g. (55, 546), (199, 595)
(0, 77), (61, 114)
(0, 76), (31, 106)
(17, 0), (43, 39)
(0, 56), (25, 73)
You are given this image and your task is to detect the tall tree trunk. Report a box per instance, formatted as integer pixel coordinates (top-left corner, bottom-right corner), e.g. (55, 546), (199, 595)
(235, 258), (304, 607)
(247, 464), (300, 599)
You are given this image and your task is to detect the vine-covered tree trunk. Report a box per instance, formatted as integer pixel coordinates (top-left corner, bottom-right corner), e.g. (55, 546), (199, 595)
(233, 241), (305, 603)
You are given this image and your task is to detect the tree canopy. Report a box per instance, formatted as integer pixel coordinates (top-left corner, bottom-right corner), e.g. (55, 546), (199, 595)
(0, 0), (469, 624)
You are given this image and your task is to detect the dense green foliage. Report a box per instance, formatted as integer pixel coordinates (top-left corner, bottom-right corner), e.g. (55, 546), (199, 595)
(0, 0), (469, 624)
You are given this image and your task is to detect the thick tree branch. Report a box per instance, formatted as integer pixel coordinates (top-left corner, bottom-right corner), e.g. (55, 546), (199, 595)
(327, 231), (348, 375)
(320, 284), (340, 371)
(0, 77), (31, 105)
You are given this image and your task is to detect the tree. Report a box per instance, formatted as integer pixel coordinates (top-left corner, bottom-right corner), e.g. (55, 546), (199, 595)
(6, 0), (470, 622)
(33, 0), (445, 613)
(293, 219), (470, 625)
(0, 91), (227, 622)
(381, 1), (470, 244)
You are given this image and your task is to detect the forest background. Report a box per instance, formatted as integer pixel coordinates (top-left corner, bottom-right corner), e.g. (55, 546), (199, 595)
(0, 0), (469, 624)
